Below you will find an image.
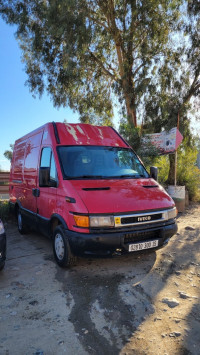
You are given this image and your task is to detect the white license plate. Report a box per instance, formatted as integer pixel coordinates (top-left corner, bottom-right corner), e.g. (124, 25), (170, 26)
(129, 240), (158, 252)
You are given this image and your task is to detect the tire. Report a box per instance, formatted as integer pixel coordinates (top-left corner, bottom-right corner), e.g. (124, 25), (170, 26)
(53, 225), (77, 267)
(17, 208), (28, 234)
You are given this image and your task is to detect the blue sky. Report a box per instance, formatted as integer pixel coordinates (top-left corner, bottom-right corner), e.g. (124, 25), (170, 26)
(0, 18), (80, 171)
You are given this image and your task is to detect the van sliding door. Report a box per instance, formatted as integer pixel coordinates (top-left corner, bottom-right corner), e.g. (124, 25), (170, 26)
(37, 147), (58, 235)
(23, 132), (43, 217)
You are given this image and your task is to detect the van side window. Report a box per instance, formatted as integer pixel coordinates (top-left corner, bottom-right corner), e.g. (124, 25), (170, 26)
(40, 147), (57, 185)
(50, 155), (57, 181)
(40, 147), (51, 168)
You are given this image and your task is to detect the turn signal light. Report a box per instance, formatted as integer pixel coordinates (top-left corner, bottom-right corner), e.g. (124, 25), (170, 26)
(74, 215), (89, 228)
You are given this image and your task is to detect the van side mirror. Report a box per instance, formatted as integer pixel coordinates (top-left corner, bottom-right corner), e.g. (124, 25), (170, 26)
(39, 167), (57, 187)
(150, 166), (158, 181)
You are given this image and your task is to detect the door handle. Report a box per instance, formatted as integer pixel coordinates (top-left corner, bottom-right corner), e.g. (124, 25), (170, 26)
(32, 188), (40, 197)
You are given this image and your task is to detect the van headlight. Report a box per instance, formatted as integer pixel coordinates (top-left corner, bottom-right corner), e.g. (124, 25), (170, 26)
(167, 208), (177, 220)
(73, 215), (114, 228)
(90, 216), (114, 228)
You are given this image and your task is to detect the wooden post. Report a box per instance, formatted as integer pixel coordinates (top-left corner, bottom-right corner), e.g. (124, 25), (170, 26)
(175, 112), (180, 187)
(174, 150), (177, 187)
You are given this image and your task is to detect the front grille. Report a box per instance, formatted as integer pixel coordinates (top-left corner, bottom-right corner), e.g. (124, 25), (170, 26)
(124, 230), (160, 244)
(121, 213), (162, 225)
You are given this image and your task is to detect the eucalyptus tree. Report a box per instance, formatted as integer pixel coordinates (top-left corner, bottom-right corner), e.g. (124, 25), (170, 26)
(0, 0), (182, 125)
(142, 0), (199, 132)
(139, 0), (200, 184)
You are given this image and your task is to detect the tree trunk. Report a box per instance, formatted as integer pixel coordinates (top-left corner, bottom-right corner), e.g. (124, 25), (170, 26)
(124, 91), (137, 127)
(106, 1), (137, 127)
(115, 44), (137, 127)
(167, 154), (176, 185)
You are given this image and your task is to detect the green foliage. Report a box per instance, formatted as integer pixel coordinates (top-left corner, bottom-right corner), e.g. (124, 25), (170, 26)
(4, 144), (14, 162)
(0, 0), (186, 126)
(150, 155), (169, 186)
(119, 120), (140, 151)
(177, 147), (200, 200)
(194, 188), (200, 203)
(4, 150), (12, 162)
(149, 144), (200, 201)
(119, 120), (166, 168)
(1, 0), (199, 187)
(140, 0), (199, 144)
(149, 146), (200, 200)
(0, 200), (10, 221)
(120, 119), (200, 200)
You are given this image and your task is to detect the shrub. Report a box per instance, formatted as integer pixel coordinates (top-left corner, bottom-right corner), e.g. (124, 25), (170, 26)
(177, 148), (200, 200)
(153, 155), (170, 186)
(143, 148), (200, 200)
(0, 200), (10, 221)
(119, 121), (200, 200)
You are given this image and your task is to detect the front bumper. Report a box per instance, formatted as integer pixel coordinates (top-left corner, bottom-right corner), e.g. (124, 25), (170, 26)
(0, 233), (6, 266)
(66, 220), (178, 256)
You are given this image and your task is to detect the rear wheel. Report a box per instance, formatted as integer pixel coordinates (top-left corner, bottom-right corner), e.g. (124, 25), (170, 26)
(17, 208), (28, 234)
(53, 225), (77, 267)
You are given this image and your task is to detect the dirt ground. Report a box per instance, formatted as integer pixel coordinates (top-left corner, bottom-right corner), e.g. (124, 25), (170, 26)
(0, 204), (200, 355)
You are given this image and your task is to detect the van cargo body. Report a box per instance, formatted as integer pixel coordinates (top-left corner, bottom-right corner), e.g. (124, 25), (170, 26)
(9, 122), (177, 266)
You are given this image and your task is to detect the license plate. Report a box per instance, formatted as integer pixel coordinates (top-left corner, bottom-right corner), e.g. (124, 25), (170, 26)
(129, 240), (158, 252)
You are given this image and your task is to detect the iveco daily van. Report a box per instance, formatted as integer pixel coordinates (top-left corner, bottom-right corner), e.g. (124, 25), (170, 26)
(9, 122), (177, 267)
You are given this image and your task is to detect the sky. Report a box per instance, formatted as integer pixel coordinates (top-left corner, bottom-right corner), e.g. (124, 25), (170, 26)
(0, 18), (80, 171)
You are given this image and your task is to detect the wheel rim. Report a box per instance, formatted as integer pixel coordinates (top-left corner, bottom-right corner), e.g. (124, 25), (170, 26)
(54, 233), (65, 260)
(18, 212), (22, 230)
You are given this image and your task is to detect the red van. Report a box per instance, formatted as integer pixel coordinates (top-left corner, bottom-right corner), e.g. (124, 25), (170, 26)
(9, 122), (177, 267)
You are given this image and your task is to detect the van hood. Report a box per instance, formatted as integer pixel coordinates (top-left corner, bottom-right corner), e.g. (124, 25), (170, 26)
(69, 178), (174, 214)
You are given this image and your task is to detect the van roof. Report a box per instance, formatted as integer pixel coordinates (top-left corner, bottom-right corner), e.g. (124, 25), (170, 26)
(14, 122), (129, 148)
(57, 123), (129, 147)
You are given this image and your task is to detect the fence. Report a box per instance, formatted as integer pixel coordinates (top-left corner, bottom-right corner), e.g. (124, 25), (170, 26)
(0, 171), (10, 198)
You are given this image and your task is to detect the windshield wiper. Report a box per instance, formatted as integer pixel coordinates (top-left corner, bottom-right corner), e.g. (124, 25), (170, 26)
(116, 174), (146, 179)
(67, 174), (147, 179)
(69, 175), (106, 179)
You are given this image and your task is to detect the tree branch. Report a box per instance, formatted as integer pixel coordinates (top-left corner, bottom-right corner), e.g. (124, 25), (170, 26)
(87, 12), (109, 31)
(132, 62), (145, 77)
(89, 51), (116, 79)
(127, 1), (136, 60)
(182, 74), (200, 106)
(122, 0), (127, 33)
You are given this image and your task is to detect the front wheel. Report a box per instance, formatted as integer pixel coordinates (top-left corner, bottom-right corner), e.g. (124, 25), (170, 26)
(53, 226), (77, 267)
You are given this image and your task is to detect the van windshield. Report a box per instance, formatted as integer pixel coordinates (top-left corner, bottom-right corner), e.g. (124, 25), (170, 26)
(57, 146), (149, 179)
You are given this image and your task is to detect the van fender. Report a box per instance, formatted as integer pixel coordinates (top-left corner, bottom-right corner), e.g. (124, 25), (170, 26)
(50, 214), (68, 238)
(14, 200), (35, 220)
